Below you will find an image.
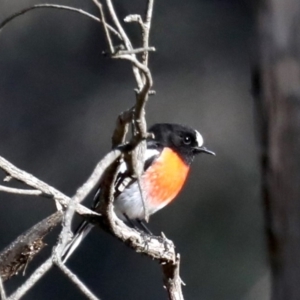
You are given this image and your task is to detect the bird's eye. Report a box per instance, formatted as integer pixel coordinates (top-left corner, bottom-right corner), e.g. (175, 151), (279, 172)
(183, 135), (192, 145)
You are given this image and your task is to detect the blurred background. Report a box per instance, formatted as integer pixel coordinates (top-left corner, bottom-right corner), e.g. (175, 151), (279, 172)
(0, 0), (268, 299)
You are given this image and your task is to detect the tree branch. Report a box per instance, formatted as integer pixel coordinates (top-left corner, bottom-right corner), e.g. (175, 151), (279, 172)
(0, 153), (118, 216)
(162, 254), (184, 300)
(142, 0), (154, 66)
(8, 258), (53, 300)
(0, 185), (43, 196)
(92, 0), (115, 54)
(103, 0), (144, 89)
(0, 4), (120, 38)
(0, 211), (63, 282)
(54, 258), (100, 300)
(0, 148), (121, 280)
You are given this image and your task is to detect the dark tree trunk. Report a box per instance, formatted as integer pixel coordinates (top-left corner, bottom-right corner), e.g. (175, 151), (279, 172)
(256, 0), (300, 299)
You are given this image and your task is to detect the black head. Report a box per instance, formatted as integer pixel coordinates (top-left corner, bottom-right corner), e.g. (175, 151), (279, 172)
(148, 123), (215, 165)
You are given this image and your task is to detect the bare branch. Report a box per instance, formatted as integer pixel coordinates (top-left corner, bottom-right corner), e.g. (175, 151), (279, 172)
(114, 54), (152, 89)
(117, 47), (155, 55)
(124, 14), (143, 25)
(54, 258), (100, 300)
(54, 193), (76, 260)
(105, 0), (132, 51)
(91, 0), (152, 221)
(0, 146), (122, 280)
(0, 4), (120, 39)
(123, 1), (154, 67)
(0, 185), (43, 196)
(51, 176), (98, 300)
(95, 156), (176, 261)
(69, 148), (122, 205)
(142, 0), (155, 66)
(111, 108), (133, 147)
(103, 0), (144, 89)
(8, 258), (52, 300)
(0, 212), (63, 282)
(106, 1), (154, 222)
(0, 155), (114, 216)
(0, 155), (68, 205)
(162, 254), (184, 300)
(92, 0), (115, 54)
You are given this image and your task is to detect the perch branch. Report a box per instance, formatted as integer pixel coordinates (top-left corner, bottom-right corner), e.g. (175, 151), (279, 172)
(162, 254), (184, 300)
(93, 158), (184, 298)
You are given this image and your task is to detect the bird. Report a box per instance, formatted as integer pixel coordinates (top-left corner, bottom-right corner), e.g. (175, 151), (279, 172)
(62, 123), (215, 262)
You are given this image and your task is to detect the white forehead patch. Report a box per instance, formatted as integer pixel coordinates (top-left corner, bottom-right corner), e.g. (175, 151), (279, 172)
(195, 130), (204, 147)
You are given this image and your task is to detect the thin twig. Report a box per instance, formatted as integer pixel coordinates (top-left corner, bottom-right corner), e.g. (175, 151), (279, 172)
(68, 149), (122, 205)
(0, 185), (43, 196)
(124, 14), (143, 26)
(142, 0), (155, 66)
(8, 258), (53, 300)
(54, 258), (100, 300)
(92, 0), (115, 54)
(0, 4), (120, 38)
(117, 47), (155, 55)
(104, 0), (144, 89)
(0, 154), (118, 216)
(105, 0), (132, 50)
(53, 190), (76, 260)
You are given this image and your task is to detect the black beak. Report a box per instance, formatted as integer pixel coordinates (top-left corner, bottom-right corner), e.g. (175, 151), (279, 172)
(193, 146), (215, 156)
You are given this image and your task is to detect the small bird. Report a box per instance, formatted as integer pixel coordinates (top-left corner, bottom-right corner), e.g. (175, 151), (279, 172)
(62, 123), (214, 261)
